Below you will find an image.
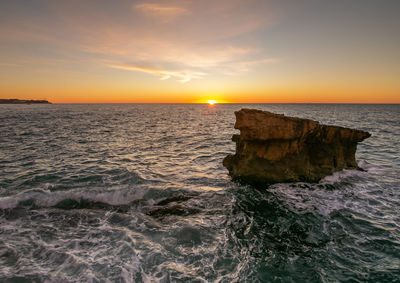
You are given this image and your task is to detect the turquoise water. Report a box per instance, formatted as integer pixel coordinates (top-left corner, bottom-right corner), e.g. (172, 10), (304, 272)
(0, 104), (399, 282)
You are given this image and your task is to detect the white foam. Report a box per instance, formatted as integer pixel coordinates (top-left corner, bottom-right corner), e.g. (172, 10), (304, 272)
(267, 168), (376, 216)
(320, 168), (366, 184)
(0, 186), (149, 210)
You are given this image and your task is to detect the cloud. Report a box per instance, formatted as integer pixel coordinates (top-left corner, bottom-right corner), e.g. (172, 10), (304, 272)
(0, 0), (280, 82)
(108, 63), (206, 83)
(135, 3), (189, 22)
(107, 56), (281, 82)
(231, 57), (283, 72)
(0, 63), (21, 67)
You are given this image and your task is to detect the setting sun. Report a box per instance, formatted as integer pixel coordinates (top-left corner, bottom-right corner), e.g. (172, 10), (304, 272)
(207, 100), (217, 105)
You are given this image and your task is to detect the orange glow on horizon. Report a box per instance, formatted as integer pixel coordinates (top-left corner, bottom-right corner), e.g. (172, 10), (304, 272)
(1, 80), (399, 104)
(2, 90), (399, 104)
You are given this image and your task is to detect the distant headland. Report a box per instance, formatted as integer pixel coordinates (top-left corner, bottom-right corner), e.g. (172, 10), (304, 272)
(0, 99), (51, 104)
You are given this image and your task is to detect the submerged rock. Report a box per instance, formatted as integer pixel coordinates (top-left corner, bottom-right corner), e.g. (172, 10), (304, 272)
(155, 194), (195, 206)
(147, 205), (200, 218)
(147, 194), (199, 218)
(223, 109), (371, 184)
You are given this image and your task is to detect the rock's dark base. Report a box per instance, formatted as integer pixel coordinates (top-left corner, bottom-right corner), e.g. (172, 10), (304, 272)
(223, 109), (371, 184)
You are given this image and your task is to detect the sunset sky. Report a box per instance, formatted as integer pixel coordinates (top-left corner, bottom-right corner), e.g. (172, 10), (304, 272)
(0, 0), (399, 103)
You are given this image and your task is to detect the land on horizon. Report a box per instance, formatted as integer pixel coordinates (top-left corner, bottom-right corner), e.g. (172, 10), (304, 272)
(0, 99), (51, 104)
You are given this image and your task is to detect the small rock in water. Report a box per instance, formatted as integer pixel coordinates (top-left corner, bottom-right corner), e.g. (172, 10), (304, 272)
(147, 204), (200, 218)
(223, 108), (371, 184)
(156, 194), (194, 206)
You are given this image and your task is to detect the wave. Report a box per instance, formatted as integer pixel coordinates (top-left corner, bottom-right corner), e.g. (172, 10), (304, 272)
(0, 185), (199, 212)
(0, 187), (143, 210)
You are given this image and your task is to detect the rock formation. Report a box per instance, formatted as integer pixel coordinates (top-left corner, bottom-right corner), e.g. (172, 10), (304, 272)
(223, 109), (371, 184)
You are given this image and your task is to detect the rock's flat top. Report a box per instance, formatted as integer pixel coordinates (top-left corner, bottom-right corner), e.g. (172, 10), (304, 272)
(224, 108), (371, 184)
(235, 108), (370, 142)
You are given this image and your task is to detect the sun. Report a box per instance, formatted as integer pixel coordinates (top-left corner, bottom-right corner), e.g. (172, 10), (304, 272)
(206, 100), (217, 105)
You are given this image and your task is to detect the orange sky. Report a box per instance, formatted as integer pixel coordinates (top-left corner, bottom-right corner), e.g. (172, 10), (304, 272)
(0, 0), (399, 103)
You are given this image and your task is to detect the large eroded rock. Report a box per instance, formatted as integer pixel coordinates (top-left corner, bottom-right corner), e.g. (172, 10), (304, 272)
(223, 109), (371, 184)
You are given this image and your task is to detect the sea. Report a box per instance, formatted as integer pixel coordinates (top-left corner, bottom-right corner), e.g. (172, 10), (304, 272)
(0, 103), (399, 282)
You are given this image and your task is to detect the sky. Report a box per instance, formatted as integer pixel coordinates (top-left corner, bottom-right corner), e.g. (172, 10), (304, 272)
(0, 0), (399, 103)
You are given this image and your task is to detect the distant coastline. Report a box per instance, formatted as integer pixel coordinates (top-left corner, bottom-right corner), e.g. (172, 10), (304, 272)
(0, 99), (51, 104)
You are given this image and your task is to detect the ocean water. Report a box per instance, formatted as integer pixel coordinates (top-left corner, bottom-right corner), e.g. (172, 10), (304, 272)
(0, 103), (399, 282)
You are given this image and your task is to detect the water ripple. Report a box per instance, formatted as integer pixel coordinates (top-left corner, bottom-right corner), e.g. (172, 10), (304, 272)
(0, 104), (399, 282)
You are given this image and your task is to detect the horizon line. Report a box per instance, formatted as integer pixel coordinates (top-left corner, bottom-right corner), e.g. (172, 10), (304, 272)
(47, 102), (400, 104)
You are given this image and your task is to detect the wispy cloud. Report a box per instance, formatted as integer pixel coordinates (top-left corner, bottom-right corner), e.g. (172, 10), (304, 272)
(135, 3), (189, 22)
(108, 63), (206, 83)
(0, 63), (21, 67)
(231, 57), (283, 72)
(0, 0), (280, 83)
